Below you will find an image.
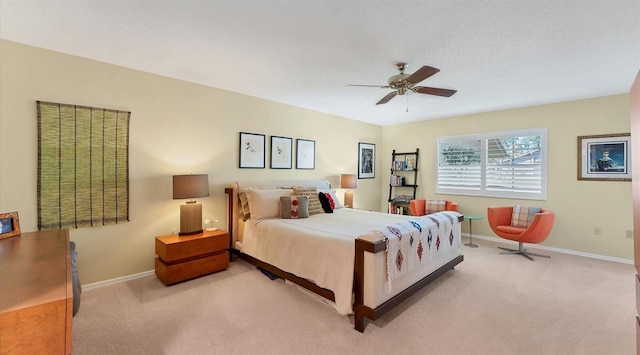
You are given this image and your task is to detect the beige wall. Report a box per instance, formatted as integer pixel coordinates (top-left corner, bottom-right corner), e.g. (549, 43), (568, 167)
(0, 40), (382, 284)
(381, 95), (633, 260)
(0, 40), (633, 287)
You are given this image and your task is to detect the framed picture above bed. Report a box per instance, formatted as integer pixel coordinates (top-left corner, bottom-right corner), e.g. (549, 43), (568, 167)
(239, 132), (266, 169)
(296, 139), (315, 169)
(270, 136), (293, 169)
(358, 142), (375, 179)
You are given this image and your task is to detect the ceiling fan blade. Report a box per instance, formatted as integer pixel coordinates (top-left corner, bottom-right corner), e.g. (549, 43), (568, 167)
(376, 91), (398, 105)
(413, 86), (457, 97)
(405, 66), (440, 85)
(347, 84), (390, 88)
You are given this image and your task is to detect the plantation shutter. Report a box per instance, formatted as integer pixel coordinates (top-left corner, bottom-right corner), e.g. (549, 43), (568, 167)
(486, 135), (543, 197)
(436, 128), (546, 200)
(437, 136), (482, 194)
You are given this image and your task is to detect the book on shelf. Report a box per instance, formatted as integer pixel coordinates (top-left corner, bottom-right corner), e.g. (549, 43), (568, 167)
(390, 174), (405, 186)
(390, 195), (412, 203)
(388, 203), (405, 215)
(391, 158), (415, 171)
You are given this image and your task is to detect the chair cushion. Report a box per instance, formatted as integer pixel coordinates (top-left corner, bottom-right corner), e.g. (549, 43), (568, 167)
(511, 204), (541, 228)
(425, 199), (446, 214)
(496, 225), (527, 235)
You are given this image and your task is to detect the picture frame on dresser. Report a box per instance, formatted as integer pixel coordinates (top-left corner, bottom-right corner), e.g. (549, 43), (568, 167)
(0, 211), (20, 240)
(270, 136), (293, 169)
(239, 132), (266, 169)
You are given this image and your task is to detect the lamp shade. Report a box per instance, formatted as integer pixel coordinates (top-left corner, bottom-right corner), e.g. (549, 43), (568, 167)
(173, 174), (210, 200)
(341, 174), (357, 189)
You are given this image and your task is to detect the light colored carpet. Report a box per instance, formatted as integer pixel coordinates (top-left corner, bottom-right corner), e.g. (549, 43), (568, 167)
(72, 237), (635, 354)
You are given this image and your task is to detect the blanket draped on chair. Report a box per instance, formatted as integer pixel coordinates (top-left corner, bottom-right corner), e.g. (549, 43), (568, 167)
(376, 211), (461, 291)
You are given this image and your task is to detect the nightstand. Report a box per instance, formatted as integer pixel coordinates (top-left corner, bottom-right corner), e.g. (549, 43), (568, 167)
(155, 229), (229, 285)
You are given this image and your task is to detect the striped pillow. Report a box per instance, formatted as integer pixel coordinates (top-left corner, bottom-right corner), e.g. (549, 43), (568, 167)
(511, 205), (541, 228)
(425, 199), (446, 214)
(292, 186), (325, 215)
(238, 192), (251, 221)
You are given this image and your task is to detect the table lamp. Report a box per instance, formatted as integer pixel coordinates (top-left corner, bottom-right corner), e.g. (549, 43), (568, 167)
(173, 174), (209, 236)
(340, 174), (357, 208)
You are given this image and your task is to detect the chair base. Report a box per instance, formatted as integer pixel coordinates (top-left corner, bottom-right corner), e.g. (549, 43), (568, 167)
(498, 242), (550, 261)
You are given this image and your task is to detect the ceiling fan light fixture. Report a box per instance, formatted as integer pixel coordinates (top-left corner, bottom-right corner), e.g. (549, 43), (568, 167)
(349, 63), (456, 105)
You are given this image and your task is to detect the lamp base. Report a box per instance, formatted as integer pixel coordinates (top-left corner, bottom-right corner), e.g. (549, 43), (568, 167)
(344, 190), (354, 209)
(179, 203), (203, 236)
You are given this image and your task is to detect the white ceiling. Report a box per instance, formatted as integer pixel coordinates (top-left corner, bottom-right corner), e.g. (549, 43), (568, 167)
(1, 1), (639, 126)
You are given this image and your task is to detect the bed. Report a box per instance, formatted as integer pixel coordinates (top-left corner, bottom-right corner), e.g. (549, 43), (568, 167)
(225, 179), (464, 332)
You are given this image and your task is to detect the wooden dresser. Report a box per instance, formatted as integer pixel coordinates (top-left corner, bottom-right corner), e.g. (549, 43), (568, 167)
(0, 229), (72, 355)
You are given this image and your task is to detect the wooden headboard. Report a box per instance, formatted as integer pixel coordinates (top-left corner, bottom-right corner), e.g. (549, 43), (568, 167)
(225, 179), (332, 250)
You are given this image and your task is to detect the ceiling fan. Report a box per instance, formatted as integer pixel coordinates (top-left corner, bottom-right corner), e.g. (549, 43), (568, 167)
(348, 63), (457, 105)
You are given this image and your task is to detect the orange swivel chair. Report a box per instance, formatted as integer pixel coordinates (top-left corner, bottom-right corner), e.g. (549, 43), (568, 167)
(410, 199), (458, 216)
(487, 206), (555, 261)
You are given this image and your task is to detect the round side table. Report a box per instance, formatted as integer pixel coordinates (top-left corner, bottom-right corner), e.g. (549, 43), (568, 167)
(463, 215), (484, 248)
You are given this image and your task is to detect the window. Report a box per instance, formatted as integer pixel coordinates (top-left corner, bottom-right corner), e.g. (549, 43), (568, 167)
(436, 128), (546, 200)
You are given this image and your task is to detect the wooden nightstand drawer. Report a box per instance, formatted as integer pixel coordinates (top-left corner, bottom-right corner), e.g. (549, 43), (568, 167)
(156, 229), (228, 262)
(155, 251), (229, 285)
(155, 230), (230, 285)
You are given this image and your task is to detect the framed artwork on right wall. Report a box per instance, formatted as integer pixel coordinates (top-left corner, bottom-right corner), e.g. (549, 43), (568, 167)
(578, 133), (631, 181)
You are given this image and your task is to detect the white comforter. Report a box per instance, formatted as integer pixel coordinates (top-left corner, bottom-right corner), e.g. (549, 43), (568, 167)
(241, 208), (414, 315)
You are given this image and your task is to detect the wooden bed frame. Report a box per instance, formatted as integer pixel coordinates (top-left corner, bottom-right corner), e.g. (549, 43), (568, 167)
(225, 187), (464, 332)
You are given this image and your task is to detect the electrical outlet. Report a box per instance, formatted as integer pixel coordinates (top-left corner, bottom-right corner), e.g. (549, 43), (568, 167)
(626, 230), (634, 239)
(593, 227), (601, 235)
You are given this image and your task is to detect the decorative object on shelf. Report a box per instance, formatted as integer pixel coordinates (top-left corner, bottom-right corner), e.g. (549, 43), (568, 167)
(270, 136), (293, 169)
(358, 142), (375, 179)
(239, 132), (266, 168)
(296, 139), (315, 169)
(578, 133), (631, 181)
(340, 174), (358, 208)
(173, 174), (210, 236)
(0, 211), (20, 239)
(204, 218), (218, 231)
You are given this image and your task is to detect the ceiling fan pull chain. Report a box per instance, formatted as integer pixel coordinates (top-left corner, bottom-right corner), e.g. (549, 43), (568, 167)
(406, 93), (409, 113)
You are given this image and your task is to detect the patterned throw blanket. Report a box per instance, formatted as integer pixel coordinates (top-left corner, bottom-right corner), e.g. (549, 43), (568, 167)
(375, 211), (461, 291)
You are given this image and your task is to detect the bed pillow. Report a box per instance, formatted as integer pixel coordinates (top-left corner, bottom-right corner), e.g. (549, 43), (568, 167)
(292, 186), (325, 215)
(318, 192), (334, 213)
(246, 188), (293, 221)
(238, 191), (251, 221)
(511, 204), (541, 228)
(318, 189), (344, 209)
(425, 199), (446, 214)
(280, 195), (310, 219)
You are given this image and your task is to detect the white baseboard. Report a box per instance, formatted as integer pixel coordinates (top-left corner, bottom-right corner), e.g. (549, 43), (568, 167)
(82, 269), (155, 291)
(464, 233), (633, 265)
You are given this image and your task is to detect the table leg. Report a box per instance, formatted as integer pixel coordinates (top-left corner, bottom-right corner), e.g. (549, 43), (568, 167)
(464, 219), (478, 248)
